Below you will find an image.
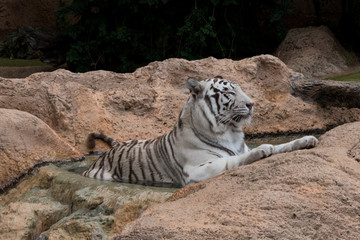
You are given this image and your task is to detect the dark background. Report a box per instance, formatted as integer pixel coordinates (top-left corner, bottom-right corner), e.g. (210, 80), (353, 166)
(0, 0), (359, 73)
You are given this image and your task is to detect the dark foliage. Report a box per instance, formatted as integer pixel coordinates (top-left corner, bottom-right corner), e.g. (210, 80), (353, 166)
(0, 26), (68, 65)
(0, 26), (39, 59)
(56, 0), (290, 73)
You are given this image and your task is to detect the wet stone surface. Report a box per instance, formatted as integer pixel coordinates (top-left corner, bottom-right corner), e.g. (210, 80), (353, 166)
(0, 155), (176, 240)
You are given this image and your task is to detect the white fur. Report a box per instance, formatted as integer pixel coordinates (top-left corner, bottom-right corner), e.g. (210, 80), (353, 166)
(178, 78), (318, 185)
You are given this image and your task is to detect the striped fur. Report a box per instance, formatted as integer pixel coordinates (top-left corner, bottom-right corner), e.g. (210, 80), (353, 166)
(83, 77), (318, 187)
(87, 132), (118, 148)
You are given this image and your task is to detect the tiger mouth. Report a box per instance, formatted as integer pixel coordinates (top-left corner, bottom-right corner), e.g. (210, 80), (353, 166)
(218, 111), (252, 124)
(231, 112), (252, 123)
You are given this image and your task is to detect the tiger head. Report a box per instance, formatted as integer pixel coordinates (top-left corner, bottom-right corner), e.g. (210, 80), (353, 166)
(185, 77), (254, 133)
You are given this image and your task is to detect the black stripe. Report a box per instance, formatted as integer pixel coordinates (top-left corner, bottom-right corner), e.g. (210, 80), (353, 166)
(137, 145), (146, 182)
(95, 154), (106, 178)
(112, 164), (120, 181)
(107, 147), (117, 171)
(145, 140), (162, 182)
(117, 145), (127, 179)
(177, 109), (184, 130)
(212, 93), (221, 113)
(117, 141), (129, 180)
(139, 142), (151, 183)
(200, 105), (214, 129)
(143, 139), (151, 149)
(191, 125), (235, 156)
(143, 138), (156, 149)
(204, 95), (217, 116)
(159, 134), (178, 183)
(154, 135), (178, 183)
(153, 137), (169, 181)
(94, 154), (106, 179)
(145, 153), (156, 184)
(87, 151), (106, 174)
(100, 165), (105, 179)
(168, 131), (184, 171)
(208, 150), (223, 158)
(229, 101), (235, 109)
(212, 86), (220, 93)
(166, 133), (185, 185)
(126, 140), (139, 183)
(162, 135), (181, 182)
(173, 123), (178, 138)
(130, 148), (139, 184)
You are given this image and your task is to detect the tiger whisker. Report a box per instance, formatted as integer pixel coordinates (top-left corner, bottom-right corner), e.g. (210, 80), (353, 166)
(218, 109), (251, 124)
(233, 108), (249, 115)
(218, 114), (234, 124)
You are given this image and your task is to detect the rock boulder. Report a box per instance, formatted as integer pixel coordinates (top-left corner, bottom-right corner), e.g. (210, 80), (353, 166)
(0, 165), (174, 239)
(117, 122), (360, 239)
(0, 108), (81, 190)
(291, 77), (360, 108)
(275, 26), (358, 78)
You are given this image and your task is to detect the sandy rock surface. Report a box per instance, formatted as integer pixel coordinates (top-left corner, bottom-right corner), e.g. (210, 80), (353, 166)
(276, 26), (358, 78)
(0, 108), (81, 189)
(1, 55), (359, 155)
(117, 122), (360, 239)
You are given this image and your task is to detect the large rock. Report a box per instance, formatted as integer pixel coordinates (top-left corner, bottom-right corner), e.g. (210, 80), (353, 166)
(0, 200), (69, 240)
(117, 122), (360, 239)
(0, 108), (81, 190)
(1, 55), (359, 154)
(0, 163), (174, 239)
(275, 26), (358, 78)
(291, 77), (360, 108)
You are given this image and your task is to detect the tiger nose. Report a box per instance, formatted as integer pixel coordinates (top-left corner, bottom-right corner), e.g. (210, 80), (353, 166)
(246, 102), (254, 111)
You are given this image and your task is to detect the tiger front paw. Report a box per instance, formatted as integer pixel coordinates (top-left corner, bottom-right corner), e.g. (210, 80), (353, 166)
(256, 144), (275, 159)
(298, 136), (318, 149)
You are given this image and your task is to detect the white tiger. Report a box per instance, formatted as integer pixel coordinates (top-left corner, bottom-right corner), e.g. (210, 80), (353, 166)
(83, 77), (318, 187)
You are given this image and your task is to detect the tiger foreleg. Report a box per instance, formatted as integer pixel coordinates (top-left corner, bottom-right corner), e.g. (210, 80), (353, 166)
(186, 144), (274, 184)
(274, 136), (318, 154)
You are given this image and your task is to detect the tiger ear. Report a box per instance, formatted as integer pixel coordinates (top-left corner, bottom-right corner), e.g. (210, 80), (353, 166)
(186, 78), (202, 95)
